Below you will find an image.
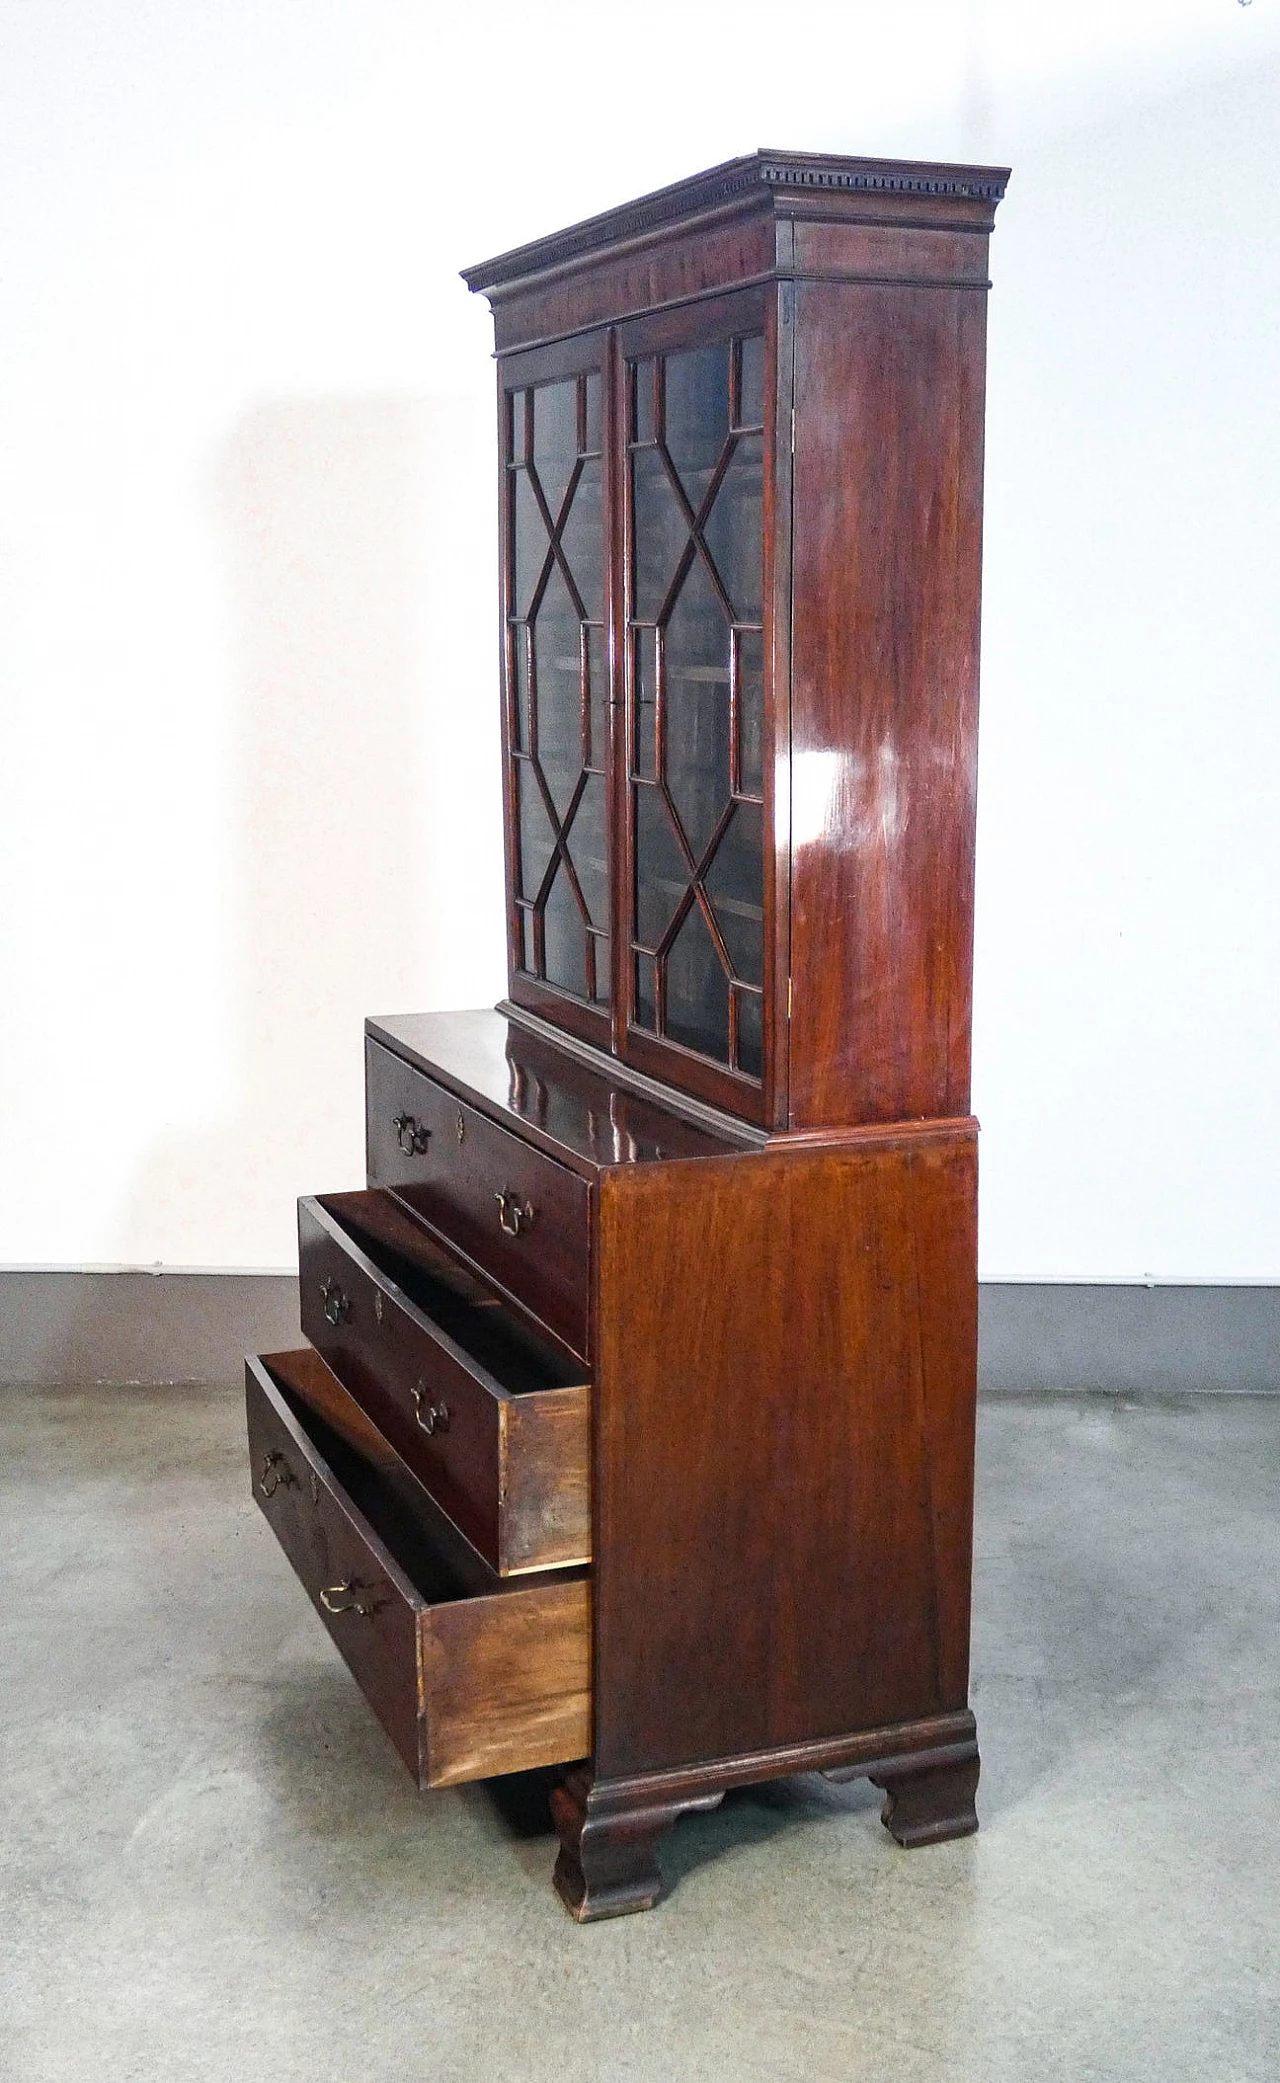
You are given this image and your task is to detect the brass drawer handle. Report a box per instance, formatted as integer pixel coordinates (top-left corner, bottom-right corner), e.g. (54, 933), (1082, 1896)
(259, 1449), (297, 1498)
(319, 1277), (351, 1327)
(412, 1384), (450, 1436)
(319, 1578), (376, 1618)
(393, 1111), (431, 1156)
(495, 1189), (535, 1237)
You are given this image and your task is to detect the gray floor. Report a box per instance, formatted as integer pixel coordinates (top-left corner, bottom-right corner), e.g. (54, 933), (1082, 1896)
(2, 1389), (1278, 2082)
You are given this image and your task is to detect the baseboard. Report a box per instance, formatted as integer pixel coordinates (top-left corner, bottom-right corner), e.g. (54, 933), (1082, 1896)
(0, 1269), (300, 1388)
(1, 1271), (1277, 1393)
(978, 1282), (1280, 1395)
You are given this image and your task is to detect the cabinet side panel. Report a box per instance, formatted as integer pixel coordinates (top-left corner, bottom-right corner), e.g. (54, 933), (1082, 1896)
(787, 280), (989, 1128)
(592, 1134), (977, 1779)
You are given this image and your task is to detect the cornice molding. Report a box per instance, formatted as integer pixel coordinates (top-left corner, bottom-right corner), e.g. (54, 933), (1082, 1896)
(462, 150), (1010, 297)
(758, 156), (1008, 201)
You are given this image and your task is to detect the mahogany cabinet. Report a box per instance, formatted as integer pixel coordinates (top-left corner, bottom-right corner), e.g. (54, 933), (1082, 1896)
(246, 150), (1007, 1920)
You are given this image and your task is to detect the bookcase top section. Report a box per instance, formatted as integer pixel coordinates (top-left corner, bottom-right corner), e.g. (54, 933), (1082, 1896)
(462, 149), (1010, 299)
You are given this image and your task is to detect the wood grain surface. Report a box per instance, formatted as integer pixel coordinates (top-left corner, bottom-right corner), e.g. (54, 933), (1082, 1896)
(787, 279), (989, 1128)
(591, 1128), (978, 1778)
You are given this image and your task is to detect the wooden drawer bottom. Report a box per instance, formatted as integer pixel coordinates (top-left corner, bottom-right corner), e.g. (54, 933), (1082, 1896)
(246, 1349), (591, 1787)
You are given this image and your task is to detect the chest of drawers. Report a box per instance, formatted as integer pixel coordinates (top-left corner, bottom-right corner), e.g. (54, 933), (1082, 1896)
(250, 1008), (982, 1918)
(246, 151), (1005, 1919)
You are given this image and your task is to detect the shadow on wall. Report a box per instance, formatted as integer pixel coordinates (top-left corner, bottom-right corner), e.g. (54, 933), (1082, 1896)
(24, 398), (478, 1384)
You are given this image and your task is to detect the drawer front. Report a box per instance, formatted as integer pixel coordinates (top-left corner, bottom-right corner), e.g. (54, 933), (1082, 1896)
(365, 1036), (591, 1359)
(247, 1350), (424, 1776)
(246, 1352), (591, 1787)
(298, 1195), (591, 1576)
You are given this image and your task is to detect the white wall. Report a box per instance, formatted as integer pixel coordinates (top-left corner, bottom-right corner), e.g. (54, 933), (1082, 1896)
(2, 1), (1277, 1278)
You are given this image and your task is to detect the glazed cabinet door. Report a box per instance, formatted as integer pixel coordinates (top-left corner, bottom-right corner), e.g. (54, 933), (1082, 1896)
(615, 289), (780, 1125)
(501, 332), (615, 1046)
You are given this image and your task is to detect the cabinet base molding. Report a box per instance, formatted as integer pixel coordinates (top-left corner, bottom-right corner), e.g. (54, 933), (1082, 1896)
(552, 1712), (979, 1920)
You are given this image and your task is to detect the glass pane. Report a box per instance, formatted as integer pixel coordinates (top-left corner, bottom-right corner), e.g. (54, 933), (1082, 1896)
(663, 554), (732, 858)
(705, 801), (764, 985)
(634, 627), (657, 780)
(512, 468), (548, 616)
(632, 446), (687, 621)
(737, 627), (764, 797)
(703, 434), (763, 622)
(507, 364), (613, 1019)
(634, 783), (687, 950)
(739, 335), (765, 428)
(589, 930), (611, 1007)
(663, 342), (730, 502)
(543, 862), (587, 998)
(736, 987), (763, 1079)
(511, 623), (531, 752)
(665, 901), (730, 1063)
(559, 456), (603, 622)
(532, 380), (578, 517)
(633, 359), (657, 444)
(531, 560), (584, 818)
(516, 762), (555, 901)
(585, 626), (608, 770)
(567, 770), (609, 930)
(635, 951), (657, 1030)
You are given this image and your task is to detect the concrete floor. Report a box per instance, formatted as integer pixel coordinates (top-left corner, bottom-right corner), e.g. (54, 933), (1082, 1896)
(2, 1388), (1278, 2082)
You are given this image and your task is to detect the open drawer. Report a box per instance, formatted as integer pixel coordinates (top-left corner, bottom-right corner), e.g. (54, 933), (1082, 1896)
(246, 1348), (591, 1788)
(298, 1191), (591, 1575)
